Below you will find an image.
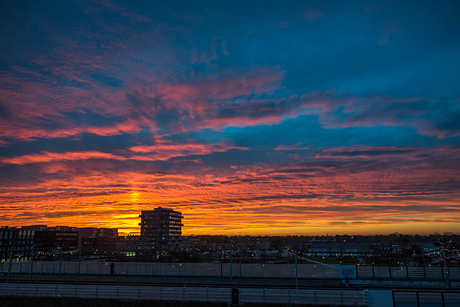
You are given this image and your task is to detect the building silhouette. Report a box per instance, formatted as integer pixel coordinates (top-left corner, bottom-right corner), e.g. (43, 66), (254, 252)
(139, 207), (183, 258)
(34, 229), (79, 254)
(79, 227), (118, 257)
(0, 227), (34, 261)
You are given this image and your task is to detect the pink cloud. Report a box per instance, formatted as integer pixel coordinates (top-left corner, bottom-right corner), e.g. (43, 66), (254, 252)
(0, 151), (127, 165)
(275, 144), (310, 151)
(129, 143), (248, 161)
(377, 20), (405, 45)
(196, 114), (285, 130)
(1, 58), (454, 145)
(304, 7), (323, 21)
(316, 145), (419, 159)
(0, 142), (248, 165)
(0, 118), (148, 144)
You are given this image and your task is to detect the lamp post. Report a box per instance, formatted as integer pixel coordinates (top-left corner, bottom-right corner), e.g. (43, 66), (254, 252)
(58, 248), (63, 281)
(440, 242), (450, 288)
(422, 248), (427, 279)
(7, 248), (12, 284)
(78, 248), (82, 274)
(29, 244), (35, 283)
(220, 247), (223, 288)
(295, 249), (298, 290)
(239, 248), (242, 278)
(230, 245), (233, 284)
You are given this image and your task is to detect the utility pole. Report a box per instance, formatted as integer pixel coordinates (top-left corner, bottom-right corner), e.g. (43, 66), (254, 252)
(440, 242), (450, 288)
(220, 247), (223, 287)
(7, 248), (12, 284)
(230, 244), (233, 284)
(29, 244), (35, 283)
(78, 248), (82, 274)
(58, 248), (63, 281)
(295, 249), (298, 290)
(239, 248), (242, 278)
(422, 248), (427, 279)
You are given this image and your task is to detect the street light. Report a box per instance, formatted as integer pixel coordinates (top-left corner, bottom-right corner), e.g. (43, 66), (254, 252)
(422, 247), (428, 279)
(29, 243), (35, 283)
(58, 248), (63, 281)
(439, 242), (450, 288)
(6, 249), (23, 284)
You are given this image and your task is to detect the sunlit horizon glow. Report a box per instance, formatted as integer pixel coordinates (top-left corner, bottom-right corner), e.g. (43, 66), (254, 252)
(1, 1), (460, 236)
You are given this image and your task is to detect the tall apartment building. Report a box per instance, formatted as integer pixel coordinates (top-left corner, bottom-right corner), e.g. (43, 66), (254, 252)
(139, 207), (183, 255)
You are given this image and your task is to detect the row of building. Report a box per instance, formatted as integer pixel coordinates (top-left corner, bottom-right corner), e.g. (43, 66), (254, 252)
(0, 225), (114, 261)
(3, 207), (447, 264)
(0, 207), (183, 261)
(0, 206), (276, 262)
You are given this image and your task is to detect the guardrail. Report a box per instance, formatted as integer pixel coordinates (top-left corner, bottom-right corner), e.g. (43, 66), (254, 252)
(0, 283), (369, 306)
(1, 261), (459, 280)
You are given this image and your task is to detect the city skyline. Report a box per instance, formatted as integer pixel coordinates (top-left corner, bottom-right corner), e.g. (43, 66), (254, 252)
(1, 1), (460, 236)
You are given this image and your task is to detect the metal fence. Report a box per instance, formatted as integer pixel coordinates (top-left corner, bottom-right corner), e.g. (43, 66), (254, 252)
(0, 283), (369, 306)
(356, 266), (460, 280)
(393, 290), (460, 307)
(239, 288), (368, 306)
(1, 261), (459, 280)
(0, 283), (229, 303)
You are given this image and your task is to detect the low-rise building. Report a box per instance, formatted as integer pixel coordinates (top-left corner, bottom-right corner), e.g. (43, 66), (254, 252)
(79, 227), (118, 256)
(0, 227), (34, 261)
(237, 236), (270, 251)
(34, 230), (78, 252)
(116, 235), (149, 259)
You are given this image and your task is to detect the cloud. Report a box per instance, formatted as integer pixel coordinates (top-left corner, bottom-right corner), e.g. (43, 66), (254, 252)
(129, 142), (248, 161)
(274, 144), (310, 151)
(2, 62), (459, 148)
(0, 151), (127, 165)
(304, 7), (323, 21)
(0, 141), (248, 165)
(316, 145), (419, 159)
(1, 0), (460, 235)
(377, 20), (405, 45)
(0, 66), (286, 144)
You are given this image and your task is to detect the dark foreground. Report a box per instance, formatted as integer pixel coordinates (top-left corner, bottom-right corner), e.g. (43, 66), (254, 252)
(0, 297), (331, 307)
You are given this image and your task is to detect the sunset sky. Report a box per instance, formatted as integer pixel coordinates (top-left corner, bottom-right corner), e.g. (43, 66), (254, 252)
(1, 1), (459, 235)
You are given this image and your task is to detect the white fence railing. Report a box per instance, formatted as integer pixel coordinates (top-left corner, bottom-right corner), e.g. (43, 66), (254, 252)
(0, 283), (369, 306)
(1, 261), (458, 280)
